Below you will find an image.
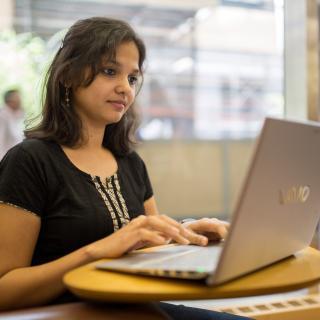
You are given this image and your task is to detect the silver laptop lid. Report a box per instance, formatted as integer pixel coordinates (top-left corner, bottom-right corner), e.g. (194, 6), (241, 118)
(209, 117), (320, 285)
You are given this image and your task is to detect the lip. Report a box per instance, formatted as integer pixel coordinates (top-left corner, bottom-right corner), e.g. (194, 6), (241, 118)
(108, 100), (126, 111)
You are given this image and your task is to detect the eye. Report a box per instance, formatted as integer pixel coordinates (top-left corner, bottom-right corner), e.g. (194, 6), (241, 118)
(128, 75), (139, 86)
(102, 68), (116, 76)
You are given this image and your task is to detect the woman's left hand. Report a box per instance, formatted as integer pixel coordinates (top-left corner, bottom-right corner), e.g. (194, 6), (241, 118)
(182, 218), (229, 244)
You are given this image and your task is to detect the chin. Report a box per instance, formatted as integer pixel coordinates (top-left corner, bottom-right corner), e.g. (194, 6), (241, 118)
(105, 115), (124, 125)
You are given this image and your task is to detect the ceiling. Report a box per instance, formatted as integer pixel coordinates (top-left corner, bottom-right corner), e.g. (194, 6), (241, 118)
(13, 0), (274, 46)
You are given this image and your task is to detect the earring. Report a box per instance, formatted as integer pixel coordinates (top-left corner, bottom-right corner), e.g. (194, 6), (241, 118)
(65, 87), (70, 108)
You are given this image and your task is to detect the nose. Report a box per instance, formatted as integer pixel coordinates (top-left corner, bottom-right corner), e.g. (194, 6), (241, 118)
(115, 76), (132, 96)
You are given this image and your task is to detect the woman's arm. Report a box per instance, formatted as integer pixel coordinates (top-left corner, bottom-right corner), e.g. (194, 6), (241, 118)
(0, 203), (204, 311)
(0, 204), (93, 310)
(144, 196), (159, 216)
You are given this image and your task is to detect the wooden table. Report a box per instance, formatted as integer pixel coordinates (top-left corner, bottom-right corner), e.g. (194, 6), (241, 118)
(0, 302), (169, 319)
(64, 246), (320, 302)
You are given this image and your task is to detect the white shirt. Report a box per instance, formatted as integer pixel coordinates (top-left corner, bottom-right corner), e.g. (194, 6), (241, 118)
(0, 105), (25, 160)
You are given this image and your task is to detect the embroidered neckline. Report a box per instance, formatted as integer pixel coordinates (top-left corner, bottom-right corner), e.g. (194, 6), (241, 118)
(90, 174), (130, 231)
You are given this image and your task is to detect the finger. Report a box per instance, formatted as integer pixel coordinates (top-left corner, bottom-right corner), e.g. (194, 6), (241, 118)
(216, 224), (228, 238)
(148, 215), (183, 239)
(157, 232), (172, 244)
(158, 215), (204, 245)
(135, 228), (168, 246)
(159, 215), (210, 245)
(221, 220), (230, 230)
(159, 214), (195, 234)
(158, 214), (184, 229)
(180, 227), (208, 246)
(187, 218), (228, 239)
(133, 215), (179, 236)
(138, 215), (190, 244)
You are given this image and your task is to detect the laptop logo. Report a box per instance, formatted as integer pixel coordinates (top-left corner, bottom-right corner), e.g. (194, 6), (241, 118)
(279, 186), (310, 204)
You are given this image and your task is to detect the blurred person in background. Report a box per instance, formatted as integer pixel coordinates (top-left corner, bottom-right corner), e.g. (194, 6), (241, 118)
(0, 89), (25, 159)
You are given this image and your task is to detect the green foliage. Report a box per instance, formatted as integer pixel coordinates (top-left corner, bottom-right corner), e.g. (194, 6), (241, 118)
(0, 29), (47, 116)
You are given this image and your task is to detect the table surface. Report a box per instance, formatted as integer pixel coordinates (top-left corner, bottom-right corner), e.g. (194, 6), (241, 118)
(63, 246), (320, 302)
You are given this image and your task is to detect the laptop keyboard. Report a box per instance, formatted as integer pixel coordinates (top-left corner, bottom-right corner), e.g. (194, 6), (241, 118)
(98, 243), (223, 273)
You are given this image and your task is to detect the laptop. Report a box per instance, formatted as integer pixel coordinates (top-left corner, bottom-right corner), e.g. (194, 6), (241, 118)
(96, 117), (320, 286)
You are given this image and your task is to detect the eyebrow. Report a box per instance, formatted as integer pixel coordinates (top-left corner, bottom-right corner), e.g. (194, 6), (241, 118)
(105, 60), (140, 75)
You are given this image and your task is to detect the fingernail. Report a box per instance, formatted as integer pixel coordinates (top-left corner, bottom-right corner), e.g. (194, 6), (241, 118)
(182, 238), (190, 245)
(201, 237), (208, 245)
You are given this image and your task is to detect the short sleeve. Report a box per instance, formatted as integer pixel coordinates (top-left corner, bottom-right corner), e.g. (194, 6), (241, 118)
(140, 156), (153, 201)
(126, 151), (153, 201)
(0, 144), (47, 216)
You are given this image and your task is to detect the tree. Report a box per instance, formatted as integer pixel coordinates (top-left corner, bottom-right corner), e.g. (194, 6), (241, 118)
(0, 30), (46, 116)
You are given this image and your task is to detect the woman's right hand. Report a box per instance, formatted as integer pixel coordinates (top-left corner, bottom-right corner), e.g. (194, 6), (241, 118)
(85, 214), (208, 260)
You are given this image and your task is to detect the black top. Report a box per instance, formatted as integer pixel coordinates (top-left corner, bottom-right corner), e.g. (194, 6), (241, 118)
(0, 139), (153, 266)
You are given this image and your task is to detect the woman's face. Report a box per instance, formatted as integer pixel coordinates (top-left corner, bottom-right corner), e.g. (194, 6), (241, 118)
(72, 41), (140, 128)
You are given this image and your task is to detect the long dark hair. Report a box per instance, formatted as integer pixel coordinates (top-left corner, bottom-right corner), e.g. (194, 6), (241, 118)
(25, 17), (146, 156)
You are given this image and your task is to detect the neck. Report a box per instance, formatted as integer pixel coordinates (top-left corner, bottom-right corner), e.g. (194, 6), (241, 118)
(79, 123), (106, 150)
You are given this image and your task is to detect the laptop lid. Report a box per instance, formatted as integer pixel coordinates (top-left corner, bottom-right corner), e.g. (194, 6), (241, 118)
(208, 117), (320, 285)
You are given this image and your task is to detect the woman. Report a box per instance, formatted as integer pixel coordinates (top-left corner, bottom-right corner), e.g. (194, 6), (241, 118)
(0, 17), (251, 319)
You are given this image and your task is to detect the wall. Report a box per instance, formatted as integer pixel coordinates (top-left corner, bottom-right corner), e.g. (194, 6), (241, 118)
(137, 139), (255, 219)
